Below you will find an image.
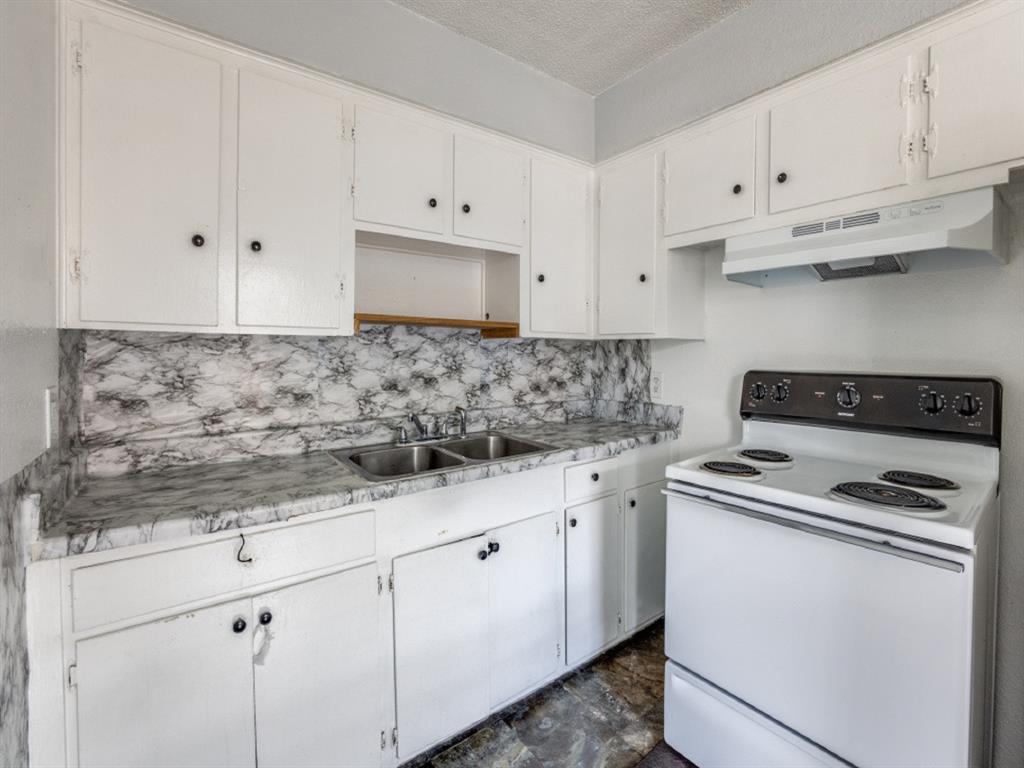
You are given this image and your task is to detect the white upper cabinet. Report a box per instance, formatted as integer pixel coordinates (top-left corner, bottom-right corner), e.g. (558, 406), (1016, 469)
(924, 7), (1024, 179)
(453, 135), (527, 246)
(528, 159), (590, 336)
(598, 154), (657, 336)
(236, 70), (348, 330)
(664, 115), (756, 235)
(73, 20), (221, 327)
(353, 106), (449, 235)
(769, 57), (910, 214)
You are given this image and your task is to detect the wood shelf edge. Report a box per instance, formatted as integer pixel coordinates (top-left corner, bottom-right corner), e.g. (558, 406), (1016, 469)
(353, 313), (519, 339)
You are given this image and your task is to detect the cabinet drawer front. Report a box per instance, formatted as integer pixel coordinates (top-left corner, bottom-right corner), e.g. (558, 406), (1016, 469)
(72, 510), (375, 631)
(564, 458), (618, 503)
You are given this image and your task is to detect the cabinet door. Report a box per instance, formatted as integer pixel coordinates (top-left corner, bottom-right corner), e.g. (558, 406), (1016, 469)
(926, 8), (1024, 179)
(253, 565), (381, 768)
(664, 115), (756, 235)
(769, 57), (909, 213)
(597, 154), (657, 335)
(393, 536), (490, 759)
(77, 21), (221, 326)
(75, 599), (256, 768)
(237, 71), (346, 330)
(624, 481), (667, 632)
(529, 159), (589, 335)
(353, 106), (448, 234)
(565, 495), (622, 665)
(487, 512), (560, 707)
(453, 135), (526, 246)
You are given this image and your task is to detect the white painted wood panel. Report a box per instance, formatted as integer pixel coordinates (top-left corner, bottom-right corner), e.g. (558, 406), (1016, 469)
(487, 512), (560, 707)
(253, 565), (381, 768)
(597, 154), (657, 335)
(75, 599), (256, 768)
(769, 56), (910, 213)
(353, 106), (448, 234)
(565, 457), (619, 503)
(664, 115), (756, 235)
(355, 245), (484, 319)
(529, 159), (589, 335)
(393, 535), (490, 759)
(926, 8), (1024, 179)
(565, 495), (622, 664)
(624, 481), (667, 631)
(77, 20), (221, 326)
(236, 70), (346, 329)
(453, 135), (526, 246)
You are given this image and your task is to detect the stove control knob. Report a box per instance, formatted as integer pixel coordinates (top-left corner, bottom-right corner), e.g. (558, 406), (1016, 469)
(771, 383), (789, 403)
(750, 382), (767, 401)
(836, 386), (861, 410)
(920, 391), (946, 415)
(955, 393), (981, 418)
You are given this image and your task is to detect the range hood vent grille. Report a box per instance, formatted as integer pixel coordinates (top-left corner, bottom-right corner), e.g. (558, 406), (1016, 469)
(792, 222), (824, 237)
(812, 254), (908, 281)
(842, 211), (881, 229)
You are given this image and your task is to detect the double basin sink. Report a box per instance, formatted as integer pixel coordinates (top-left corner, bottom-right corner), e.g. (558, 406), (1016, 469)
(329, 431), (557, 482)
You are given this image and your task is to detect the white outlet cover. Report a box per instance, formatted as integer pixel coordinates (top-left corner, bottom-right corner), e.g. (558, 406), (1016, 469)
(651, 371), (664, 400)
(44, 386), (58, 449)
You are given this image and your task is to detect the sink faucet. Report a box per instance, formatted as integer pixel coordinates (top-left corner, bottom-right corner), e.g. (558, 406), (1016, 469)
(408, 413), (431, 441)
(453, 406), (467, 438)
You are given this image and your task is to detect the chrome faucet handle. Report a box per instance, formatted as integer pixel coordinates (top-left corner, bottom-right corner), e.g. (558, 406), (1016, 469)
(397, 426), (409, 444)
(454, 406), (468, 437)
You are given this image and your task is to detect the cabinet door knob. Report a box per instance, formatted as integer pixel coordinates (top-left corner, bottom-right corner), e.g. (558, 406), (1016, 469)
(259, 611), (273, 626)
(591, 472), (600, 481)
(629, 499), (637, 508)
(250, 240), (262, 253)
(191, 234), (205, 248)
(488, 541), (500, 554)
(732, 184), (742, 194)
(478, 549), (489, 561)
(232, 618), (247, 634)
(776, 172), (788, 184)
(537, 274), (545, 283)
(639, 274), (647, 283)
(462, 203), (471, 213)
(428, 197), (437, 208)
(569, 518), (578, 527)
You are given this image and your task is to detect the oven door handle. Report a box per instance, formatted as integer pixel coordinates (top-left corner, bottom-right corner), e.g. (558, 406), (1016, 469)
(665, 488), (966, 573)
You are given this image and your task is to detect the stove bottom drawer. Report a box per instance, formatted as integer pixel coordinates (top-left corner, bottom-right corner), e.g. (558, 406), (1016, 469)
(664, 662), (843, 768)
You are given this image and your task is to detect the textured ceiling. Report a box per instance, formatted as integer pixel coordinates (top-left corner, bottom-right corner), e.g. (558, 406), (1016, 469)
(389, 0), (756, 95)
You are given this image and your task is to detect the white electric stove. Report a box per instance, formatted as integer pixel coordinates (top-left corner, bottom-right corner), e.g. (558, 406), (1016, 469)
(663, 371), (1001, 768)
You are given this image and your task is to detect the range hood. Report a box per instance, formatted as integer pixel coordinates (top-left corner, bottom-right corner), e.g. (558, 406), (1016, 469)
(723, 187), (1007, 286)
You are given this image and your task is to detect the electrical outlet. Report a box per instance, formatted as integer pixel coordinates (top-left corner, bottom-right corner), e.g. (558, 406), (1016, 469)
(44, 386), (58, 449)
(651, 371), (664, 400)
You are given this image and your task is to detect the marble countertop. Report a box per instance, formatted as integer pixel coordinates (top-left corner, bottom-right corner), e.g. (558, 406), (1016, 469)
(34, 420), (677, 561)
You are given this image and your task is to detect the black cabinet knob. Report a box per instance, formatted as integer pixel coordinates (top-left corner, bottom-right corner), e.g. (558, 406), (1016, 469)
(250, 240), (262, 253)
(629, 499), (637, 508)
(639, 274), (647, 283)
(428, 197), (437, 208)
(478, 549), (488, 561)
(488, 541), (500, 554)
(732, 184), (742, 194)
(232, 618), (247, 633)
(191, 234), (205, 248)
(537, 274), (545, 283)
(776, 172), (788, 184)
(569, 518), (577, 527)
(591, 472), (599, 481)
(462, 203), (471, 213)
(259, 611), (273, 626)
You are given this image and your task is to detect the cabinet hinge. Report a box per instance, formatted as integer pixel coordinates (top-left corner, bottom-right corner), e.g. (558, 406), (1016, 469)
(391, 727), (398, 749)
(921, 66), (936, 97)
(556, 642), (561, 659)
(555, 521), (560, 536)
(899, 132), (916, 165)
(899, 73), (915, 106)
(388, 572), (395, 593)
(617, 612), (622, 626)
(351, 125), (356, 140)
(69, 249), (81, 281)
(67, 663), (78, 689)
(70, 44), (83, 73)
(377, 575), (383, 595)
(380, 730), (386, 750)
(350, 182), (356, 198)
(339, 275), (346, 298)
(921, 124), (938, 156)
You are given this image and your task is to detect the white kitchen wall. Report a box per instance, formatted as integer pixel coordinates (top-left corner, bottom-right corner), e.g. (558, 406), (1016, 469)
(121, 0), (595, 160)
(653, 184), (1024, 766)
(595, 0), (966, 160)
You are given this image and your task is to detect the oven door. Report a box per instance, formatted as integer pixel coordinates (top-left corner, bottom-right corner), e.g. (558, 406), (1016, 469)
(665, 486), (975, 768)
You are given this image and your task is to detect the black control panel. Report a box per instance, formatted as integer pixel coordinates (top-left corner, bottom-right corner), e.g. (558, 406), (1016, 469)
(740, 371), (1001, 446)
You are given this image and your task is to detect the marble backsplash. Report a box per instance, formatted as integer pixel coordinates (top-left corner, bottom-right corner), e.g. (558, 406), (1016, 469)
(65, 327), (666, 476)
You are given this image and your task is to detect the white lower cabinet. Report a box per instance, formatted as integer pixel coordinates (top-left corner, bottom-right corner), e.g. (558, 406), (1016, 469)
(565, 494), (622, 665)
(624, 481), (667, 632)
(75, 598), (257, 768)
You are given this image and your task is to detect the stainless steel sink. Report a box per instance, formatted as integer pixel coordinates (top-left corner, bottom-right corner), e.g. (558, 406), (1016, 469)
(443, 432), (553, 461)
(329, 431), (556, 481)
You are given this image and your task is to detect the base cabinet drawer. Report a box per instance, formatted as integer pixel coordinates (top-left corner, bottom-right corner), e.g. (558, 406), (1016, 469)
(72, 509), (375, 631)
(565, 457), (618, 503)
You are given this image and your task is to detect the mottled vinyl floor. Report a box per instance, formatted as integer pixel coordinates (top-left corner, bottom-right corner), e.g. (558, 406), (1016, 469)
(406, 620), (696, 768)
